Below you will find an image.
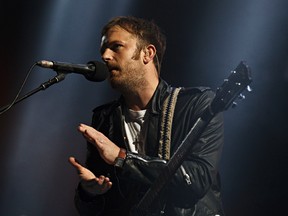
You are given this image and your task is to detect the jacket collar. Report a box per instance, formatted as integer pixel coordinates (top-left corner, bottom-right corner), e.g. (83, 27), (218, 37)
(148, 78), (171, 115)
(117, 78), (171, 115)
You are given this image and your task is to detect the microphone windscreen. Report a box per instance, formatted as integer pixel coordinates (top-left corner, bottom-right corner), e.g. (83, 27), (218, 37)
(86, 61), (109, 82)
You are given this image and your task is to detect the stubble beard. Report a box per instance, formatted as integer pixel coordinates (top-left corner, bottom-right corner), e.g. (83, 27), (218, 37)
(109, 61), (147, 94)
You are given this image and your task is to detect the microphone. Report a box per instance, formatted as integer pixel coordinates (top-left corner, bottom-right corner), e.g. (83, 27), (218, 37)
(36, 60), (109, 82)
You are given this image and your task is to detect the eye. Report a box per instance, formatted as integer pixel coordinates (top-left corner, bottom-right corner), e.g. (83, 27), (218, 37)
(100, 42), (123, 55)
(111, 43), (123, 52)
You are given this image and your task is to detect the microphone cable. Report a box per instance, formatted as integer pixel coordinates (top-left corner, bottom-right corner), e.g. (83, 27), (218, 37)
(0, 62), (37, 115)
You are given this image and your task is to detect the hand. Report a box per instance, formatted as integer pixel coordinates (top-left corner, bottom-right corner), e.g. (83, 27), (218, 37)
(68, 157), (112, 194)
(78, 123), (120, 165)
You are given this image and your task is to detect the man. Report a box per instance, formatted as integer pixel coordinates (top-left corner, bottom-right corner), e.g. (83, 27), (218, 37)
(69, 16), (225, 216)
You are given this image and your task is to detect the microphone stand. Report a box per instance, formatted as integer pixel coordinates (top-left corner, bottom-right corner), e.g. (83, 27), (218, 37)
(0, 73), (66, 113)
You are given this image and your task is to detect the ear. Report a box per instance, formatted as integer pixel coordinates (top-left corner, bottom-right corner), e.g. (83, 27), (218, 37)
(143, 44), (156, 64)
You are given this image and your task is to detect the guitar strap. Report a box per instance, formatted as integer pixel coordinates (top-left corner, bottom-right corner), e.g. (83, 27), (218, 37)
(158, 87), (181, 160)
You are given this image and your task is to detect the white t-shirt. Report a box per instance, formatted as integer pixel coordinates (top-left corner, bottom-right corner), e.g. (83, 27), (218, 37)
(124, 108), (147, 154)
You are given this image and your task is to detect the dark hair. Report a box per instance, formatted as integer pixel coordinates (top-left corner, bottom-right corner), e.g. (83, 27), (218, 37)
(101, 16), (166, 73)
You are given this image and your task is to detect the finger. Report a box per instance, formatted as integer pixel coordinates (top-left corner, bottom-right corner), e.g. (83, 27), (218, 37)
(78, 125), (99, 143)
(78, 123), (87, 130)
(97, 175), (105, 185)
(83, 127), (98, 139)
(106, 181), (112, 189)
(104, 177), (110, 182)
(103, 179), (113, 190)
(82, 130), (94, 142)
(83, 130), (106, 148)
(68, 156), (77, 165)
(77, 127), (96, 144)
(68, 157), (82, 169)
(78, 123), (92, 133)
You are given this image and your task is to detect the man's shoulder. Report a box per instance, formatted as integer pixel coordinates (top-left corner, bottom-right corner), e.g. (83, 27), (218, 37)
(180, 86), (211, 93)
(179, 86), (214, 97)
(177, 86), (215, 106)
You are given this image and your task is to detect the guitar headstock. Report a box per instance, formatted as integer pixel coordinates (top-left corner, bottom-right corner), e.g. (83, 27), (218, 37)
(211, 61), (252, 114)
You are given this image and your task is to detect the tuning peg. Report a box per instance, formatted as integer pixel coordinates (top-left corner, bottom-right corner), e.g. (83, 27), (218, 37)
(238, 94), (245, 100)
(247, 85), (252, 92)
(231, 101), (237, 108)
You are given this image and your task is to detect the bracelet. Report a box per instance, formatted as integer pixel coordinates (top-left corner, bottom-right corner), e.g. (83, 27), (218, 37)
(114, 148), (126, 168)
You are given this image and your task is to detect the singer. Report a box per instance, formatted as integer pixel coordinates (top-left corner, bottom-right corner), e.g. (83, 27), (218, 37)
(69, 16), (225, 216)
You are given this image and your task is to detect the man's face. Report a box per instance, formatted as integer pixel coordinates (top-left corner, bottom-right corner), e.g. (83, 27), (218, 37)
(100, 26), (146, 92)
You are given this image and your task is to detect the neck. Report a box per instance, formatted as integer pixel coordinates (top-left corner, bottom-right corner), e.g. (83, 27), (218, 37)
(123, 78), (159, 111)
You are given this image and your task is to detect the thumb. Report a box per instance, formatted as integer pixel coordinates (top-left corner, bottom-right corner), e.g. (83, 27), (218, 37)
(68, 156), (83, 169)
(69, 156), (96, 181)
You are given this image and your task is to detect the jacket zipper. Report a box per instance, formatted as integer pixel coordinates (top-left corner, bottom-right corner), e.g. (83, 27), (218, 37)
(180, 165), (192, 185)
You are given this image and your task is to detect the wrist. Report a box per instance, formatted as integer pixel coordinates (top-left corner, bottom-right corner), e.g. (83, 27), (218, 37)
(114, 148), (127, 168)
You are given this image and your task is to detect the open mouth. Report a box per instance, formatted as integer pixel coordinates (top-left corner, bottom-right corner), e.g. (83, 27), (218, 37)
(108, 65), (120, 73)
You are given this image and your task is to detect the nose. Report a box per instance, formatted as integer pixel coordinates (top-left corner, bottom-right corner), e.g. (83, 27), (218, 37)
(101, 49), (113, 63)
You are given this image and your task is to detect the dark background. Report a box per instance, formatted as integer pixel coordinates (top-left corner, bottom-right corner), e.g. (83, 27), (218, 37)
(1, 1), (287, 215)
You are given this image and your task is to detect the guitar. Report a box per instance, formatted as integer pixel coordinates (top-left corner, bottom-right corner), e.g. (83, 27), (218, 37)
(130, 61), (252, 216)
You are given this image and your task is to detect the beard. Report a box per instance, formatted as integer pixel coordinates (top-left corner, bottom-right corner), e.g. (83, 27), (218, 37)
(109, 60), (147, 94)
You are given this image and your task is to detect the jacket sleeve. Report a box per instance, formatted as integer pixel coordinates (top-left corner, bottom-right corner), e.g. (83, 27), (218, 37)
(74, 180), (105, 216)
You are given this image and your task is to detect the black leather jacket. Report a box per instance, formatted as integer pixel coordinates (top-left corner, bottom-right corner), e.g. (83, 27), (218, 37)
(75, 79), (225, 216)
